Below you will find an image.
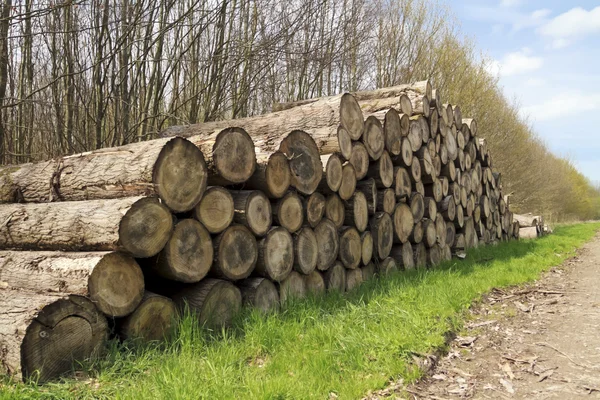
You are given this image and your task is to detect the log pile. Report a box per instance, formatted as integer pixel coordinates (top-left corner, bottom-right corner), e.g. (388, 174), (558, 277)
(514, 213), (549, 238)
(0, 79), (520, 383)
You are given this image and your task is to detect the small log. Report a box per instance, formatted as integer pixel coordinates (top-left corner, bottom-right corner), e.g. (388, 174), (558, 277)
(361, 231), (374, 265)
(231, 190), (272, 237)
(320, 153), (343, 193)
(0, 291), (108, 383)
(370, 212), (394, 259)
(410, 156), (422, 183)
(424, 197), (437, 220)
(409, 220), (424, 244)
(446, 224), (456, 249)
(435, 214), (447, 247)
(424, 179), (443, 202)
(393, 203), (414, 244)
(279, 271), (306, 304)
(119, 292), (178, 342)
(355, 178), (377, 215)
(413, 242), (427, 268)
(440, 160), (456, 182)
(368, 151), (394, 188)
(238, 277), (280, 314)
(323, 261), (346, 292)
(293, 227), (318, 275)
(414, 181), (425, 197)
(454, 204), (465, 229)
(390, 242), (414, 270)
(246, 151), (291, 199)
(391, 137), (413, 168)
(519, 226), (538, 239)
(172, 279), (242, 329)
(345, 268), (363, 291)
(0, 251), (144, 318)
(194, 187), (234, 234)
(0, 197), (172, 258)
(348, 141), (370, 180)
(409, 192), (425, 221)
(151, 219), (213, 283)
(325, 194), (345, 228)
(314, 219), (340, 271)
(427, 245), (442, 267)
(408, 120), (423, 151)
(344, 191), (369, 232)
(338, 227), (362, 269)
(378, 257), (398, 275)
(422, 219), (437, 248)
(304, 270), (326, 296)
(211, 225), (258, 281)
(338, 163), (357, 201)
(361, 262), (376, 282)
(416, 146), (433, 177)
(273, 191), (304, 233)
(254, 227), (294, 282)
(362, 116), (385, 160)
(438, 196), (456, 221)
(305, 192), (326, 228)
(395, 166), (412, 200)
(378, 189), (396, 214)
(383, 109), (409, 156)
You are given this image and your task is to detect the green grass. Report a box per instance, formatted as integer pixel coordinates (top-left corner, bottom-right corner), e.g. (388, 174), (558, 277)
(2, 223), (599, 400)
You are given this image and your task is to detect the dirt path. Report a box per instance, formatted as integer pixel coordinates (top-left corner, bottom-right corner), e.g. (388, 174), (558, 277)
(376, 233), (600, 399)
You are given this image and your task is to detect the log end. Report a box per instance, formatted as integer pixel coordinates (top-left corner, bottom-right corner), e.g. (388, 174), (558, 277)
(212, 127), (257, 184)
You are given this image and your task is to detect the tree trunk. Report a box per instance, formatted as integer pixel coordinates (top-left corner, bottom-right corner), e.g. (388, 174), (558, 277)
(0, 291), (108, 383)
(0, 137), (207, 213)
(0, 197), (172, 258)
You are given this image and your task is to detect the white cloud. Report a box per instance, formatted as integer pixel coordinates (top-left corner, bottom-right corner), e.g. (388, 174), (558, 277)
(531, 9), (551, 20)
(538, 6), (600, 47)
(520, 92), (600, 121)
(500, 0), (521, 7)
(489, 48), (544, 77)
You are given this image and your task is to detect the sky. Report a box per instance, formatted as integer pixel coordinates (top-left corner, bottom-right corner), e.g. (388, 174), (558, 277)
(453, 0), (600, 184)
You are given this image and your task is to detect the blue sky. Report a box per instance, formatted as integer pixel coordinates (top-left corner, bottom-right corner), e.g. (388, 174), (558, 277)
(452, 0), (600, 184)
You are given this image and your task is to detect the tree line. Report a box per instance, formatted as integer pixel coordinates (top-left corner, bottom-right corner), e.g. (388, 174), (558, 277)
(0, 0), (598, 221)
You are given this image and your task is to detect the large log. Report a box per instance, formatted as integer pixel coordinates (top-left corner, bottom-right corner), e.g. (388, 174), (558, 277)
(172, 279), (242, 329)
(211, 225), (258, 281)
(0, 137), (208, 213)
(238, 277), (280, 314)
(0, 197), (172, 258)
(0, 291), (108, 383)
(118, 292), (178, 342)
(254, 227), (294, 282)
(194, 187), (234, 234)
(146, 219), (214, 284)
(0, 251), (143, 317)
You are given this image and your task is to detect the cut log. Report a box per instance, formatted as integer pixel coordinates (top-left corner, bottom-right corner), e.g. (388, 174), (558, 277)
(519, 226), (538, 239)
(0, 291), (108, 383)
(409, 220), (424, 244)
(463, 118), (478, 137)
(345, 268), (363, 291)
(0, 137), (208, 213)
(254, 227), (294, 282)
(338, 227), (362, 269)
(416, 146), (433, 178)
(273, 191), (304, 233)
(441, 161), (457, 182)
(391, 137), (413, 168)
(119, 292), (178, 342)
(238, 277), (280, 314)
(413, 242), (427, 268)
(246, 151), (291, 199)
(344, 191), (369, 233)
(291, 227), (318, 277)
(446, 223), (456, 248)
(427, 245), (442, 267)
(355, 178), (377, 215)
(383, 109), (409, 156)
(203, 127), (257, 186)
(303, 270), (326, 296)
(414, 181), (425, 197)
(390, 242), (414, 270)
(454, 204), (465, 229)
(348, 141), (370, 180)
(408, 119), (423, 151)
(424, 179), (443, 202)
(410, 156), (422, 183)
(231, 190), (272, 237)
(361, 231), (374, 265)
(395, 166), (412, 200)
(362, 116), (385, 160)
(368, 150), (394, 188)
(444, 129), (458, 161)
(424, 197), (437, 220)
(194, 187), (234, 234)
(422, 219), (437, 248)
(279, 271), (306, 304)
(276, 131), (323, 195)
(172, 279), (242, 329)
(151, 219), (213, 283)
(435, 214), (447, 247)
(211, 225), (258, 281)
(314, 219), (340, 271)
(338, 163), (357, 201)
(361, 262), (376, 282)
(320, 153), (343, 193)
(323, 261), (346, 292)
(0, 251), (144, 317)
(378, 257), (398, 275)
(325, 194), (345, 228)
(378, 189), (397, 214)
(409, 192), (425, 221)
(0, 197), (172, 258)
(370, 212), (394, 259)
(393, 203), (414, 244)
(438, 196), (456, 221)
(305, 192), (326, 228)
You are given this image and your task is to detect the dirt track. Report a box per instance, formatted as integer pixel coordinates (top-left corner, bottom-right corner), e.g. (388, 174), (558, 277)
(374, 233), (600, 399)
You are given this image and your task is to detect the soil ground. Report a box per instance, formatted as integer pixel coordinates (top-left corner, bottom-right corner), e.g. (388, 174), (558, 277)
(371, 232), (600, 399)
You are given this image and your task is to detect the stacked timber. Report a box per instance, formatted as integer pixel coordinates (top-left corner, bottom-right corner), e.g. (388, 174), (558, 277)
(0, 79), (519, 384)
(514, 213), (548, 238)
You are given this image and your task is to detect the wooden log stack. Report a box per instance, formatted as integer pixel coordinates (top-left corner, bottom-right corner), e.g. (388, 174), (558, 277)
(0, 79), (520, 383)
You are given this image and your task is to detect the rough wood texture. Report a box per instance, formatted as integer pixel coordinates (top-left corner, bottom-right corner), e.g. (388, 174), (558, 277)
(203, 127), (257, 186)
(151, 219), (213, 283)
(0, 251), (144, 318)
(303, 270), (326, 296)
(323, 261), (346, 292)
(345, 268), (363, 291)
(325, 194), (345, 228)
(362, 116), (385, 160)
(348, 141), (370, 180)
(355, 178), (377, 215)
(305, 192), (326, 228)
(361, 262), (376, 282)
(194, 187), (234, 234)
(172, 279), (242, 329)
(383, 109), (409, 156)
(378, 189), (396, 215)
(238, 277), (280, 314)
(279, 270), (306, 304)
(314, 219), (339, 271)
(344, 191), (369, 233)
(246, 151), (291, 199)
(211, 225), (258, 281)
(413, 242), (427, 268)
(0, 137), (208, 213)
(0, 196), (173, 258)
(320, 153), (343, 193)
(378, 257), (398, 275)
(409, 192), (425, 221)
(394, 166), (412, 200)
(393, 203), (414, 244)
(361, 231), (374, 266)
(338, 164), (357, 201)
(119, 292), (178, 342)
(422, 219), (437, 248)
(368, 151), (394, 189)
(231, 190), (272, 237)
(293, 227), (318, 275)
(254, 227), (294, 282)
(390, 243), (414, 270)
(0, 291), (108, 383)
(338, 227), (362, 269)
(273, 191), (304, 233)
(370, 212), (394, 260)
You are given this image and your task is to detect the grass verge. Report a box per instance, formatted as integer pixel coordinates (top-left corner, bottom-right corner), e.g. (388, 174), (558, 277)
(2, 223), (599, 400)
